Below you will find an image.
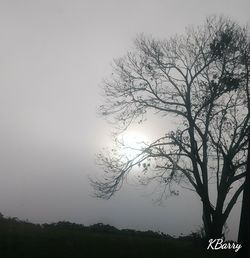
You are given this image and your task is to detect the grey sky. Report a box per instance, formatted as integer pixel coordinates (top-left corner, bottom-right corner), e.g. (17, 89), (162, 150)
(0, 0), (249, 240)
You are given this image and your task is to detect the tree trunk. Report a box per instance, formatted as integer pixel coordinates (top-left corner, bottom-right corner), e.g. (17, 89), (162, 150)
(237, 138), (250, 258)
(202, 206), (211, 239)
(202, 203), (224, 240)
(210, 214), (224, 239)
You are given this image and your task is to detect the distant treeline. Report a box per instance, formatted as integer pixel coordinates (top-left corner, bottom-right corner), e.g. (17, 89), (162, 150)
(0, 212), (204, 241)
(0, 212), (174, 239)
(0, 213), (232, 258)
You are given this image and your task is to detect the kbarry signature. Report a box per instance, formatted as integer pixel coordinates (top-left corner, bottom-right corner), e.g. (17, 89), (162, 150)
(207, 238), (242, 252)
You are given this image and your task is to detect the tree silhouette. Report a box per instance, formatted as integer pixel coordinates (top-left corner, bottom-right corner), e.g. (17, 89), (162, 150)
(92, 16), (250, 239)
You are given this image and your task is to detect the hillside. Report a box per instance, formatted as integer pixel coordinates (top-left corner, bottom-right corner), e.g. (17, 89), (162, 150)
(0, 214), (235, 258)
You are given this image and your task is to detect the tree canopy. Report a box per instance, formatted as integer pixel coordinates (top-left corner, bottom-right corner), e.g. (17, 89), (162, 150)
(92, 16), (250, 239)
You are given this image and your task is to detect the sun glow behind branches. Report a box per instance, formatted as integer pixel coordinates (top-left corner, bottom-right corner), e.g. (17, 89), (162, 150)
(117, 131), (150, 159)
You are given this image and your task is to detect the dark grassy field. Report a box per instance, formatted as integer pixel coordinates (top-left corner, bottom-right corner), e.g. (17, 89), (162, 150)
(0, 216), (236, 258)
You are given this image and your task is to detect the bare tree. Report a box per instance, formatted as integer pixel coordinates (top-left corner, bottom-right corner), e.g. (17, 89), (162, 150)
(92, 16), (250, 239)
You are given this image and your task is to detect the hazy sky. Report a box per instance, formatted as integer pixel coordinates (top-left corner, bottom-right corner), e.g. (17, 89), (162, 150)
(0, 0), (249, 240)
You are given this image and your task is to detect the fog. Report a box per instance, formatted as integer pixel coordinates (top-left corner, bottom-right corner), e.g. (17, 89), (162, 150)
(0, 0), (249, 240)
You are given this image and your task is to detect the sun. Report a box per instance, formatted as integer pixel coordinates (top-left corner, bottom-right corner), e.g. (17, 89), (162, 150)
(117, 130), (150, 158)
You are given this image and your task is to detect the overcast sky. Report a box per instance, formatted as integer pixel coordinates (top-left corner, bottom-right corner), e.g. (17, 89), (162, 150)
(0, 0), (249, 240)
